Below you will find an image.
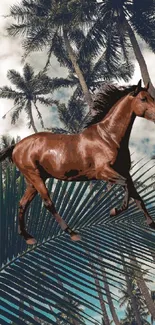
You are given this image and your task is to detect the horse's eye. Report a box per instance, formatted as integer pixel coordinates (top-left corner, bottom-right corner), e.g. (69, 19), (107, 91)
(141, 97), (147, 102)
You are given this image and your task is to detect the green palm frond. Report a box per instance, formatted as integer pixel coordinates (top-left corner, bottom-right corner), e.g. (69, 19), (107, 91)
(57, 97), (87, 133)
(23, 62), (34, 82)
(45, 127), (69, 134)
(11, 102), (25, 125)
(7, 69), (27, 91)
(36, 97), (59, 107)
(1, 158), (155, 323)
(49, 33), (73, 71)
(0, 86), (23, 100)
(130, 0), (155, 52)
(48, 78), (77, 92)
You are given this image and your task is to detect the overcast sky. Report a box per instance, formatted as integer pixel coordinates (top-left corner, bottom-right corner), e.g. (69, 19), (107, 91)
(0, 0), (155, 166)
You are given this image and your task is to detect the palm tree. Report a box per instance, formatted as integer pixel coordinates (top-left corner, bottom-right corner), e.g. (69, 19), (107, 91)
(119, 265), (151, 325)
(0, 135), (21, 179)
(0, 63), (58, 132)
(7, 0), (98, 110)
(55, 296), (86, 324)
(120, 304), (150, 325)
(81, 0), (155, 97)
(129, 255), (155, 321)
(48, 28), (134, 101)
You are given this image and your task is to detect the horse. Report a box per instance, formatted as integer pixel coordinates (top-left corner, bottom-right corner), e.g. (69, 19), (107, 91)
(1, 80), (155, 245)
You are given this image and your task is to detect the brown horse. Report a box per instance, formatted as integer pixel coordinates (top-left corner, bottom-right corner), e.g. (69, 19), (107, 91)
(1, 80), (155, 245)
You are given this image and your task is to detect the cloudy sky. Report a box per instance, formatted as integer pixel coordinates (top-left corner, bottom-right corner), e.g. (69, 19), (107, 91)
(0, 0), (155, 166)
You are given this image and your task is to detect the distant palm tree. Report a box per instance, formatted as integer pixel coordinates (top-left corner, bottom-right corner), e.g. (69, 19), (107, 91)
(119, 262), (151, 325)
(0, 63), (58, 132)
(55, 296), (86, 324)
(0, 134), (21, 178)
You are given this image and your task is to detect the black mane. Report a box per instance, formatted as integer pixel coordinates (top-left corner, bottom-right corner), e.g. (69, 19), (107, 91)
(84, 83), (139, 128)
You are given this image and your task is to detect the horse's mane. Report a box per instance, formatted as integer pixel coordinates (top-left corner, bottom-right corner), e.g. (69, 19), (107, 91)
(84, 83), (138, 128)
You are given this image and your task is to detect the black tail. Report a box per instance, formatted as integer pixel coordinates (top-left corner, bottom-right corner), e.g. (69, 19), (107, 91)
(0, 144), (16, 163)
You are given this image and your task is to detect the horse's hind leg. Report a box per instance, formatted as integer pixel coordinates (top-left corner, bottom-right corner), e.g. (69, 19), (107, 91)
(18, 181), (37, 244)
(24, 171), (81, 243)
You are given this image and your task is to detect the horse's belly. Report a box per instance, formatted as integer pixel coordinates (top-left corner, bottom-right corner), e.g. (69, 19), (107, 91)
(39, 149), (96, 181)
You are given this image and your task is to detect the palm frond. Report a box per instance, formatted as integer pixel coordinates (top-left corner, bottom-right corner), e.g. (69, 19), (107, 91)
(7, 70), (27, 91)
(1, 159), (155, 322)
(11, 102), (25, 125)
(23, 62), (34, 82)
(0, 86), (23, 100)
(36, 97), (59, 107)
(130, 0), (155, 52)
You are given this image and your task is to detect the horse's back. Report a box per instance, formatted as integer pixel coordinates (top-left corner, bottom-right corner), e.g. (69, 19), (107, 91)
(12, 131), (81, 174)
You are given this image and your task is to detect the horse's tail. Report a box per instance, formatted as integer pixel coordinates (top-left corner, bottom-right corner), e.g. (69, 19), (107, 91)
(0, 144), (16, 163)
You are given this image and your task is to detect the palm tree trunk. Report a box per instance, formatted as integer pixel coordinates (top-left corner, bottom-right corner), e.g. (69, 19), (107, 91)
(125, 19), (155, 98)
(86, 252), (111, 325)
(101, 267), (120, 325)
(121, 252), (143, 325)
(137, 276), (155, 321)
(29, 103), (38, 133)
(124, 267), (143, 325)
(63, 28), (94, 113)
(33, 101), (45, 129)
(95, 246), (120, 325)
(131, 255), (155, 320)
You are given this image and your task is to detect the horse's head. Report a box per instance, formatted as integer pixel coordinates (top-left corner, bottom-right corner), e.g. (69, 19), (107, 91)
(130, 80), (155, 122)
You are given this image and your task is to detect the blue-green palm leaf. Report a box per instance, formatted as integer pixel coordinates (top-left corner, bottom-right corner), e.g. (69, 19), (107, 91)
(1, 157), (155, 323)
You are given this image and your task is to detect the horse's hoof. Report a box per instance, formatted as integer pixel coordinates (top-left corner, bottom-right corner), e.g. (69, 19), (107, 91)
(110, 208), (117, 216)
(148, 221), (155, 230)
(70, 232), (81, 241)
(26, 237), (37, 245)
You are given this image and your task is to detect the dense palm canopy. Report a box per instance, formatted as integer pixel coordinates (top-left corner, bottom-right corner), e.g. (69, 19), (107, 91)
(7, 0), (98, 108)
(0, 63), (58, 132)
(48, 29), (134, 101)
(82, 0), (155, 96)
(7, 0), (137, 111)
(7, 0), (155, 100)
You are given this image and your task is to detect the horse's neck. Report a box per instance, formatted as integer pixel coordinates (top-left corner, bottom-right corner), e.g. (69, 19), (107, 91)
(97, 95), (134, 146)
(122, 113), (136, 146)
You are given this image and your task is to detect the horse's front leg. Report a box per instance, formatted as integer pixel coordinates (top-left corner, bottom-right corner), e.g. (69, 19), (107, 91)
(110, 174), (155, 229)
(110, 184), (129, 216)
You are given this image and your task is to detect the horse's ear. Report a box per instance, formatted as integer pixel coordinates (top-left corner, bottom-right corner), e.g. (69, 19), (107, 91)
(132, 79), (142, 96)
(145, 82), (149, 91)
(137, 79), (142, 88)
